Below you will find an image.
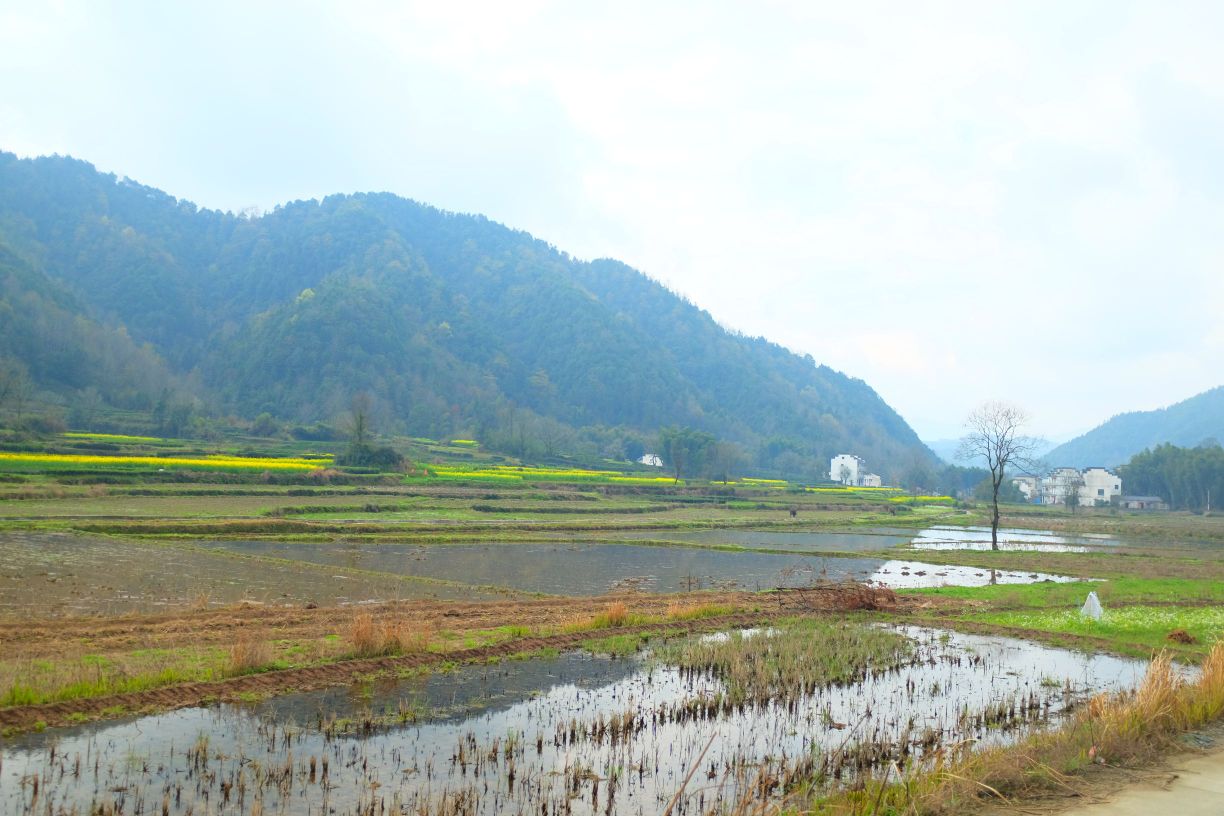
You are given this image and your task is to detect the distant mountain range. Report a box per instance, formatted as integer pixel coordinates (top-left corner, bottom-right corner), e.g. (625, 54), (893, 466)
(0, 152), (937, 479)
(924, 436), (1057, 466)
(1044, 387), (1224, 467)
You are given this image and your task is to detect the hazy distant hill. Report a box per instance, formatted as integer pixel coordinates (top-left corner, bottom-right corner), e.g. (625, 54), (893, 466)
(1045, 387), (1224, 467)
(0, 152), (936, 478)
(923, 438), (963, 464)
(926, 436), (1057, 465)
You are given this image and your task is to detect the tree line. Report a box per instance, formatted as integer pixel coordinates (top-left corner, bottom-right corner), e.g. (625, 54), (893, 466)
(1120, 442), (1223, 512)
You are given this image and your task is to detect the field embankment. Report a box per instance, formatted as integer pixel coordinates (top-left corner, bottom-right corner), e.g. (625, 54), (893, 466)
(0, 584), (906, 733)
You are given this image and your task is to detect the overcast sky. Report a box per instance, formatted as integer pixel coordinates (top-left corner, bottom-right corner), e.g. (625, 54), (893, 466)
(2, 1), (1221, 440)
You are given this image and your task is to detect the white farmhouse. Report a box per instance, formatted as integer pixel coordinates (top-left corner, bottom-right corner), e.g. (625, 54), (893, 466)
(637, 453), (663, 468)
(1011, 475), (1041, 502)
(1042, 467), (1083, 505)
(1080, 467), (1122, 506)
(829, 454), (864, 485)
(861, 473), (883, 488)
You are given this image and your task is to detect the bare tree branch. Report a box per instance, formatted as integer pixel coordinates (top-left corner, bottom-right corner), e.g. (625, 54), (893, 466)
(957, 401), (1041, 550)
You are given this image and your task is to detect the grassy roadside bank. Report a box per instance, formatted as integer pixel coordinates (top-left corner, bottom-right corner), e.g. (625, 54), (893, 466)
(776, 643), (1224, 816)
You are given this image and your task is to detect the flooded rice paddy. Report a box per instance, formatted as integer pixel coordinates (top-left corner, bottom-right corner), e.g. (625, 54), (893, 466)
(621, 529), (913, 552)
(0, 529), (1090, 617)
(0, 532), (504, 617)
(908, 525), (1120, 553)
(638, 525), (1120, 555)
(867, 560), (1078, 588)
(1, 627), (1147, 816)
(201, 540), (1083, 595)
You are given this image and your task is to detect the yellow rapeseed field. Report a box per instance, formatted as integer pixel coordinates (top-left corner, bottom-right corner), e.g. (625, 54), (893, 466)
(422, 464), (684, 485)
(62, 432), (164, 443)
(0, 452), (331, 471)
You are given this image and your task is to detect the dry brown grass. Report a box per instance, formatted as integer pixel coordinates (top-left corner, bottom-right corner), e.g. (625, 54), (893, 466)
(349, 611), (380, 656)
(601, 601), (629, 627)
(384, 620), (434, 655)
(225, 636), (273, 676)
(348, 611), (433, 657)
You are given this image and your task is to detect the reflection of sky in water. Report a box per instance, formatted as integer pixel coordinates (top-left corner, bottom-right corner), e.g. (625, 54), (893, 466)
(1, 627), (1148, 816)
(203, 540), (1079, 594)
(620, 528), (910, 551)
(908, 525), (1120, 553)
(869, 560), (1082, 588)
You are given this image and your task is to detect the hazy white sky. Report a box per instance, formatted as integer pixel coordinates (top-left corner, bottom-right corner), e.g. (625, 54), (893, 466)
(3, 1), (1221, 439)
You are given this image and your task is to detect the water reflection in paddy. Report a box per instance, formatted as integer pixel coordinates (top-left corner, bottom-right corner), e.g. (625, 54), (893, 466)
(908, 525), (1119, 553)
(203, 540), (1082, 594)
(869, 559), (1079, 588)
(621, 528), (911, 552)
(1, 627), (1148, 816)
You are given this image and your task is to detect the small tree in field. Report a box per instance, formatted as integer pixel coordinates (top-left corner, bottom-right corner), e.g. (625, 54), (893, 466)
(958, 402), (1040, 550)
(1062, 471), (1085, 514)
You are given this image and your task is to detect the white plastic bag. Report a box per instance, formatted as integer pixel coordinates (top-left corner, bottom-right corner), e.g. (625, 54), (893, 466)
(1080, 590), (1103, 621)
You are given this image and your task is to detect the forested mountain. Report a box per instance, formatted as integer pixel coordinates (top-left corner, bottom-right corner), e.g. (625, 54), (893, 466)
(0, 152), (936, 478)
(0, 243), (176, 412)
(1046, 387), (1224, 468)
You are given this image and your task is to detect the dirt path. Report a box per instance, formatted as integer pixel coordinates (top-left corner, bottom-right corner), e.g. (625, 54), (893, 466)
(1045, 750), (1224, 815)
(984, 724), (1224, 816)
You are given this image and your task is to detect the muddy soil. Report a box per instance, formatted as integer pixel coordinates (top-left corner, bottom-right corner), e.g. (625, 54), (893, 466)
(0, 584), (919, 732)
(0, 531), (515, 616)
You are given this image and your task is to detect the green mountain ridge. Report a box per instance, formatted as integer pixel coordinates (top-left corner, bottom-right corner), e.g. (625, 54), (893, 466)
(0, 151), (935, 479)
(1045, 387), (1224, 468)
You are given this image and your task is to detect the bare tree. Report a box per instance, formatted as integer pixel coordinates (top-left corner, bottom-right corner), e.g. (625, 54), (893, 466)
(0, 358), (31, 420)
(903, 457), (936, 497)
(71, 386), (104, 431)
(347, 392), (372, 449)
(709, 441), (745, 483)
(957, 402), (1040, 550)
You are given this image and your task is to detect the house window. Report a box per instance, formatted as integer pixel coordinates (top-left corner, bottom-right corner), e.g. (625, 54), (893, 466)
(1097, 488), (1104, 496)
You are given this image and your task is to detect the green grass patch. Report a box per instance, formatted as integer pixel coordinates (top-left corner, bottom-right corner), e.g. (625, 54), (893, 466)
(967, 606), (1224, 655)
(582, 631), (655, 657)
(655, 618), (913, 706)
(2, 665), (211, 707)
(909, 577), (1224, 609)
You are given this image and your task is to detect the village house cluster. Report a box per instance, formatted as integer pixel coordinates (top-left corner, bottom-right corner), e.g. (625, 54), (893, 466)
(1007, 467), (1165, 508)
